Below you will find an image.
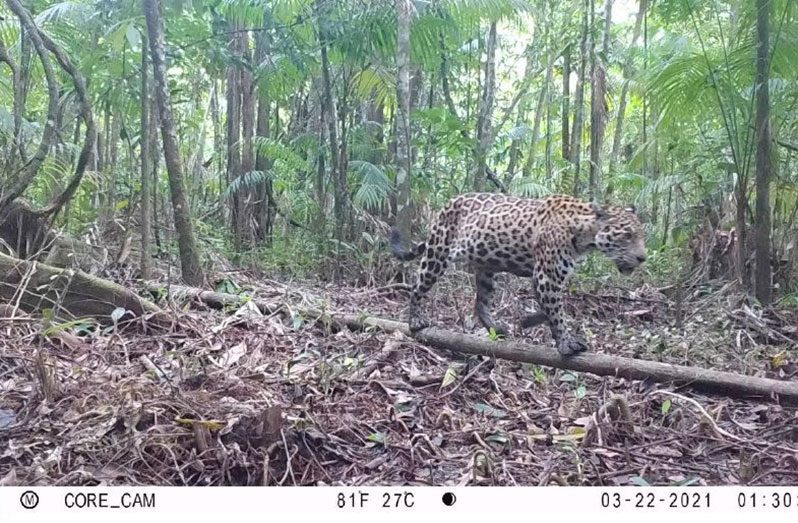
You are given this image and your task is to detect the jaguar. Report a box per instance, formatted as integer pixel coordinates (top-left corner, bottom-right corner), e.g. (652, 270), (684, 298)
(390, 192), (646, 356)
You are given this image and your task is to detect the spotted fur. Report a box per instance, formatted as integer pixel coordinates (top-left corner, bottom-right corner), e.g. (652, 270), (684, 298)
(391, 192), (647, 356)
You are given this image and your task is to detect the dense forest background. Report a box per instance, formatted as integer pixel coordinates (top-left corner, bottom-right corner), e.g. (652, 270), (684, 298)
(1, 0), (796, 303)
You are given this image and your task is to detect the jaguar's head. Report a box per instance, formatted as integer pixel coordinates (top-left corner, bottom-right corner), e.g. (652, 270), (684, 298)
(592, 204), (647, 275)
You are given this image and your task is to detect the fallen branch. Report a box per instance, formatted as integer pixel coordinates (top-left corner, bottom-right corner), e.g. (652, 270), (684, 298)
(0, 252), (164, 323)
(146, 283), (798, 403)
(145, 282), (265, 311)
(336, 314), (798, 403)
(646, 390), (745, 443)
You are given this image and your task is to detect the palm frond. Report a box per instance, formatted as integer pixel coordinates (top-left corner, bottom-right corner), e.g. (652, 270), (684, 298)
(219, 0), (268, 28)
(253, 136), (308, 174)
(510, 177), (550, 197)
(35, 2), (94, 26)
(439, 0), (531, 27)
(351, 160), (392, 211)
(222, 170), (273, 199)
(352, 67), (396, 111)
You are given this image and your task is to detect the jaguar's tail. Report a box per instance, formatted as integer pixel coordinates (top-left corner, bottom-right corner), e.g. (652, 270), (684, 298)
(390, 227), (426, 261)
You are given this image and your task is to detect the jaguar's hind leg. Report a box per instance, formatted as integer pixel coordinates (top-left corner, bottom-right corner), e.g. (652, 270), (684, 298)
(474, 271), (510, 336)
(520, 310), (549, 329)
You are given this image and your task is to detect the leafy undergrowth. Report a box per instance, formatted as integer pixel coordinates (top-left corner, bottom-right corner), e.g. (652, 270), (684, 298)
(1, 274), (797, 486)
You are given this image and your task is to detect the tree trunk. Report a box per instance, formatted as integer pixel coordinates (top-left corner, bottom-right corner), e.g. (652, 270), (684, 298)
(211, 80), (222, 175)
(570, 2), (589, 195)
(735, 173), (748, 287)
(149, 95), (162, 255)
(609, 0), (647, 174)
(0, 0), (59, 212)
(254, 33), (274, 245)
(104, 112), (120, 225)
(506, 50), (535, 184)
(226, 27), (243, 251)
(240, 31), (255, 248)
(143, 0), (204, 286)
(545, 71), (554, 180)
(19, 26), (32, 161)
(0, 35), (24, 169)
(561, 44), (571, 161)
(336, 73), (351, 239)
(473, 22), (497, 191)
(521, 48), (552, 179)
(589, 0), (611, 200)
(316, 0), (343, 240)
(409, 67), (423, 167)
(395, 0), (413, 239)
(754, 0), (772, 305)
(103, 107), (111, 176)
(314, 126), (327, 236)
(140, 32), (152, 281)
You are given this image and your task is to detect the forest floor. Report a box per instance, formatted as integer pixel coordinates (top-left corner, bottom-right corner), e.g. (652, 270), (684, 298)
(1, 269), (798, 486)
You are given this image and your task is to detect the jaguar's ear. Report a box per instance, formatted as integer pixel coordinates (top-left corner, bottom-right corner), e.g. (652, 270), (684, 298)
(591, 202), (607, 219)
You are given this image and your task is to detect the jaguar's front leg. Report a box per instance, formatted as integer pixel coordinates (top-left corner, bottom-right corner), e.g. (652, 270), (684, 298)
(407, 245), (450, 332)
(534, 268), (586, 357)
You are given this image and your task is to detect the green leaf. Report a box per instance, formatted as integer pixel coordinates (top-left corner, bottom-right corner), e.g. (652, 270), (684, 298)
(110, 307), (127, 324)
(125, 24), (141, 51)
(674, 477), (700, 486)
(532, 366), (547, 383)
(575, 384), (587, 399)
(661, 398), (672, 415)
(366, 432), (386, 445)
(559, 371), (578, 383)
(485, 432), (510, 446)
(441, 365), (458, 388)
(630, 476), (651, 486)
(394, 399), (414, 413)
(215, 279), (241, 295)
(43, 318), (95, 337)
(473, 403), (506, 418)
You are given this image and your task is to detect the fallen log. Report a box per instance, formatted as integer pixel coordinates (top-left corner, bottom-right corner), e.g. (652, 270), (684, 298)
(150, 282), (798, 403)
(0, 252), (164, 323)
(337, 314), (798, 403)
(145, 282), (260, 311)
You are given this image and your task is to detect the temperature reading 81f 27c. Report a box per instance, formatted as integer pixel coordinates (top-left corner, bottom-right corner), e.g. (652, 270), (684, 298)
(336, 491), (414, 509)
